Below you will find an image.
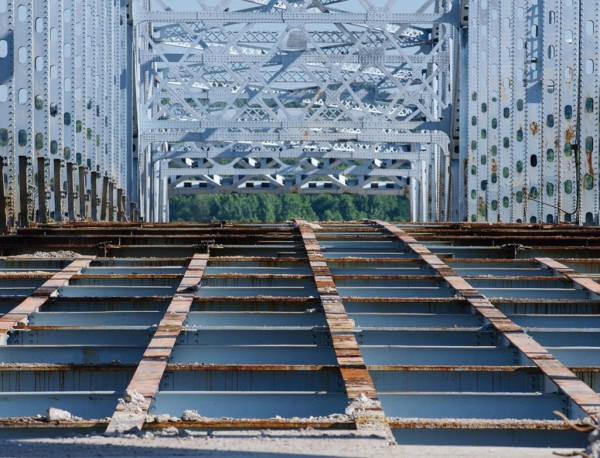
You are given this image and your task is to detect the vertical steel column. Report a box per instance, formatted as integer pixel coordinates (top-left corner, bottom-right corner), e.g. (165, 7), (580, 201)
(81, 0), (91, 182)
(116, 188), (123, 222)
(463, 0), (482, 222)
(100, 176), (108, 221)
(108, 181), (115, 222)
(13, 2), (33, 228)
(17, 156), (28, 227)
(48, 0), (65, 222)
(0, 1), (14, 229)
(32, 0), (49, 226)
(90, 171), (98, 221)
(122, 194), (127, 222)
(541, 0), (561, 223)
(130, 202), (137, 222)
(558, 1), (580, 222)
(510, 0), (529, 223)
(523, 1), (544, 223)
(0, 161), (6, 233)
(106, 254), (209, 434)
(78, 166), (86, 219)
(53, 159), (62, 221)
(578, 0), (600, 224)
(66, 162), (75, 221)
(63, 0), (75, 223)
(36, 157), (46, 223)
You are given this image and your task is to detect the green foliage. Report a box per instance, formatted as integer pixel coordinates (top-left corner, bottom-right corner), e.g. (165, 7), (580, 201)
(170, 194), (410, 222)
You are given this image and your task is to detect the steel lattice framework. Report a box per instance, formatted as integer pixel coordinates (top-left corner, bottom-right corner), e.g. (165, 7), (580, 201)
(134, 0), (460, 222)
(466, 0), (600, 225)
(5, 0), (600, 225)
(0, 0), (131, 229)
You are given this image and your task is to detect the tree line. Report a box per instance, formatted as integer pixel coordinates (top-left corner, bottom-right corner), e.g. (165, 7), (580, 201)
(170, 194), (410, 222)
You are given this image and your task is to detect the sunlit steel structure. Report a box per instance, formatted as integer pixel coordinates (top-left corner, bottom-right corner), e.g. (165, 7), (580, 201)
(1, 0), (600, 224)
(134, 0), (460, 222)
(0, 0), (131, 228)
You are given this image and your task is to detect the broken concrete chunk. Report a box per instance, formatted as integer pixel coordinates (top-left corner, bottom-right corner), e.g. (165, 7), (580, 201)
(123, 389), (145, 405)
(46, 408), (74, 422)
(156, 414), (171, 423)
(181, 410), (204, 421)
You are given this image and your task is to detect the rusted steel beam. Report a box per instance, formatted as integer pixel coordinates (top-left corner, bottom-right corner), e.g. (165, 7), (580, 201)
(105, 253), (209, 434)
(145, 419), (355, 430)
(2, 363), (597, 376)
(0, 419), (107, 428)
(537, 257), (600, 297)
(367, 365), (538, 372)
(372, 220), (600, 422)
(388, 419), (575, 431)
(294, 219), (391, 434)
(0, 256), (96, 340)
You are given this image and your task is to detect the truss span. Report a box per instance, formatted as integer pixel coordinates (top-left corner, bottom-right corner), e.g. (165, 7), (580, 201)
(134, 0), (460, 222)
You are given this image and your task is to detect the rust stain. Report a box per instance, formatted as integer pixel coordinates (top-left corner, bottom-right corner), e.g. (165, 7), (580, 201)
(491, 159), (497, 173)
(587, 150), (595, 176)
(105, 253), (209, 434)
(477, 196), (485, 215)
(295, 219), (391, 433)
(147, 419), (354, 430)
(530, 122), (539, 136)
(388, 419), (574, 431)
(373, 220), (600, 421)
(565, 126), (576, 143)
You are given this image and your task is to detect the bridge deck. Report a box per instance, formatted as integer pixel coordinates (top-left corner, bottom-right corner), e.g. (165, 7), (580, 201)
(0, 221), (598, 448)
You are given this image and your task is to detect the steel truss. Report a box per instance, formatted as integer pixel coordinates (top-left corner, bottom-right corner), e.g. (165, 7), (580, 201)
(467, 0), (600, 225)
(134, 0), (460, 222)
(0, 0), (131, 229)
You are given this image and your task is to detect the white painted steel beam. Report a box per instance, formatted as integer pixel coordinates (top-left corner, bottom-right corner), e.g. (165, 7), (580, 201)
(0, 0), (131, 228)
(133, 0), (459, 221)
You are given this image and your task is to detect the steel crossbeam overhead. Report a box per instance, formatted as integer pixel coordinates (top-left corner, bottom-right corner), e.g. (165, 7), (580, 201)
(133, 0), (460, 222)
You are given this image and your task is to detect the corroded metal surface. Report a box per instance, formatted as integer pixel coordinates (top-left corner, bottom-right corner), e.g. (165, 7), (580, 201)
(106, 254), (209, 434)
(0, 257), (95, 339)
(295, 219), (391, 434)
(538, 258), (600, 297)
(0, 221), (597, 448)
(373, 220), (600, 421)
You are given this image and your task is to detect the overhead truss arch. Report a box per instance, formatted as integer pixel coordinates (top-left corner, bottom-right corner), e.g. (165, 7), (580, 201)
(134, 0), (461, 222)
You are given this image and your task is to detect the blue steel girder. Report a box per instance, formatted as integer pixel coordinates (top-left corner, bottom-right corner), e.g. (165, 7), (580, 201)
(134, 0), (459, 222)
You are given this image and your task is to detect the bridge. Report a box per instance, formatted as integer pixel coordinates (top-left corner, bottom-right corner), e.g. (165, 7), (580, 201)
(1, 0), (598, 225)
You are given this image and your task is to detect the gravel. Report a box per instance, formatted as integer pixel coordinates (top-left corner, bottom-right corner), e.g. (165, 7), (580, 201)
(7, 251), (83, 259)
(0, 430), (566, 457)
